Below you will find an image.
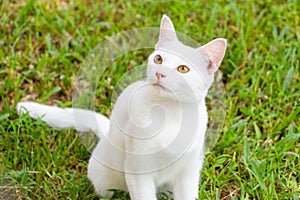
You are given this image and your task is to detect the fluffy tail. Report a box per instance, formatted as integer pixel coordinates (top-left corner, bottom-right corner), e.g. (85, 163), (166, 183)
(16, 102), (109, 138)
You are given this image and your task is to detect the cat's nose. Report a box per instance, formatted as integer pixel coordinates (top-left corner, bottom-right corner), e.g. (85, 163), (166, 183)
(155, 72), (166, 80)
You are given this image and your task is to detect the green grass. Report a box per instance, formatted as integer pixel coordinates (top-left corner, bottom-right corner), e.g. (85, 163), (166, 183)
(1, 0), (299, 199)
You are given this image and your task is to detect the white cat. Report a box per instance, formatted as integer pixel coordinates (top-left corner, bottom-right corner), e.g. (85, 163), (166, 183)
(17, 15), (227, 200)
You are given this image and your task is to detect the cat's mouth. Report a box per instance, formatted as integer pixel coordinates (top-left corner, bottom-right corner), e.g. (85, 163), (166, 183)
(153, 83), (170, 91)
(146, 78), (172, 92)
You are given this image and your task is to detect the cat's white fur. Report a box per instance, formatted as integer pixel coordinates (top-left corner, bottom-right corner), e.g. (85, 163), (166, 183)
(17, 15), (227, 200)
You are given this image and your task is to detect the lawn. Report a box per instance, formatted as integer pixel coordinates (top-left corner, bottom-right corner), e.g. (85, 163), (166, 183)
(0, 0), (299, 199)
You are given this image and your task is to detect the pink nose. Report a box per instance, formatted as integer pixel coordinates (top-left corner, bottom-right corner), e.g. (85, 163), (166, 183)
(156, 72), (166, 80)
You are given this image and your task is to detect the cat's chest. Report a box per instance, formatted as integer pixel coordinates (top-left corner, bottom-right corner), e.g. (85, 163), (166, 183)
(126, 85), (182, 136)
(112, 81), (206, 153)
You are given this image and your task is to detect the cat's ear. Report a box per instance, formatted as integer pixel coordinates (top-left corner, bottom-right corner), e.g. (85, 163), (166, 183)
(157, 15), (178, 45)
(199, 38), (227, 74)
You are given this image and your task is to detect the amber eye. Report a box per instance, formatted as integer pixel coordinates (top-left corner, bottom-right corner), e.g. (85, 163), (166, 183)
(154, 55), (163, 64)
(177, 65), (190, 73)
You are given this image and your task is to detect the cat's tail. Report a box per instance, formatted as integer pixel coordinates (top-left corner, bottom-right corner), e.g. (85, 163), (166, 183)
(16, 102), (109, 138)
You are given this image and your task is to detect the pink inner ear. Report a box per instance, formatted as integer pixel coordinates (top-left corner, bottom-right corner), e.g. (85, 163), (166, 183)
(207, 60), (218, 74)
(158, 15), (178, 42)
(162, 18), (174, 32)
(201, 38), (227, 68)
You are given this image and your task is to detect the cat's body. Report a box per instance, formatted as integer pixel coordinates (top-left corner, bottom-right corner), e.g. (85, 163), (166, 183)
(88, 80), (207, 199)
(17, 15), (226, 200)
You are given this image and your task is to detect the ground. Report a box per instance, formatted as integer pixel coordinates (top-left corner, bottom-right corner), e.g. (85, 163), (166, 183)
(0, 0), (299, 199)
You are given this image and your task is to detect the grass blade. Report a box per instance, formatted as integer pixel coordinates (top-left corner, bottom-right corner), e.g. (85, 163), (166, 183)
(283, 67), (294, 92)
(39, 86), (61, 102)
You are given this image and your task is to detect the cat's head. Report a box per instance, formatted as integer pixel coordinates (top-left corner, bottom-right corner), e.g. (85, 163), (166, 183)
(146, 15), (227, 103)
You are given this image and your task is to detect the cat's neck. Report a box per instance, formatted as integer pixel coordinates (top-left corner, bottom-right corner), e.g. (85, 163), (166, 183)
(150, 84), (206, 106)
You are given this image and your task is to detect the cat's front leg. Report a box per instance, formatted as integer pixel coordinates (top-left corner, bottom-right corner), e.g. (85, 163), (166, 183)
(125, 173), (157, 200)
(173, 171), (200, 200)
(173, 158), (203, 200)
